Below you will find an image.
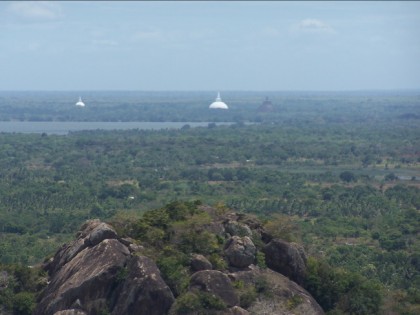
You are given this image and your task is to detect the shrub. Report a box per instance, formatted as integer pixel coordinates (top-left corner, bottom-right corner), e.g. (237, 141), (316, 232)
(287, 294), (303, 310)
(157, 253), (189, 297)
(305, 257), (382, 314)
(339, 171), (357, 183)
(13, 291), (35, 315)
(254, 275), (270, 294)
(173, 291), (226, 314)
(208, 254), (227, 271)
(256, 251), (267, 269)
(239, 287), (257, 308)
(263, 214), (299, 242)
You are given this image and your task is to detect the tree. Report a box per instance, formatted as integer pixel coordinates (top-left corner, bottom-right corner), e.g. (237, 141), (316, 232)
(339, 171), (357, 183)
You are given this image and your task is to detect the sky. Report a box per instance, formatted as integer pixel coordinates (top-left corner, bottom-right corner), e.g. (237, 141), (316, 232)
(1, 1), (420, 91)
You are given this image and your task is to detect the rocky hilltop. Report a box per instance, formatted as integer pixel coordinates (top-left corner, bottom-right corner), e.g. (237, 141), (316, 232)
(34, 202), (324, 315)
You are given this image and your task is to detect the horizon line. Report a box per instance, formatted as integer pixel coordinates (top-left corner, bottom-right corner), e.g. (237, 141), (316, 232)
(0, 88), (419, 93)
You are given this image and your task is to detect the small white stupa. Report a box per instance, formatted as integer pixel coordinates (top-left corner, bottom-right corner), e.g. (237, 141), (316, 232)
(75, 96), (85, 107)
(209, 92), (228, 109)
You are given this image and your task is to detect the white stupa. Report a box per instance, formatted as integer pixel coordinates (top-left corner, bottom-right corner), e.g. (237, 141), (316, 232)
(75, 96), (85, 107)
(209, 92), (228, 109)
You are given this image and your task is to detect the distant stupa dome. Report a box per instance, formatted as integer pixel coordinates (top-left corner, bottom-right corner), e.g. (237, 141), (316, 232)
(209, 92), (228, 109)
(258, 96), (274, 113)
(75, 96), (85, 107)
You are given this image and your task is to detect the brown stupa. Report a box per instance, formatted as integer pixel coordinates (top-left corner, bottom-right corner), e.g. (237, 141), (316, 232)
(257, 96), (274, 113)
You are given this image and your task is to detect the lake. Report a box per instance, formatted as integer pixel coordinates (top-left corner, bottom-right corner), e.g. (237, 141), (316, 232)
(0, 121), (230, 135)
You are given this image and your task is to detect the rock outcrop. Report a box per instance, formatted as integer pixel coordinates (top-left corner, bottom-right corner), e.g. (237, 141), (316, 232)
(189, 270), (239, 307)
(111, 256), (175, 315)
(45, 220), (118, 276)
(263, 238), (307, 285)
(224, 220), (252, 237)
(230, 266), (324, 315)
(35, 205), (324, 315)
(34, 220), (174, 315)
(224, 236), (256, 268)
(190, 254), (213, 271)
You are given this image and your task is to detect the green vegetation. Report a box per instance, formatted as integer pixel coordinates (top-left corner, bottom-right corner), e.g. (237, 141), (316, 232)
(172, 291), (226, 315)
(0, 91), (419, 313)
(0, 264), (45, 315)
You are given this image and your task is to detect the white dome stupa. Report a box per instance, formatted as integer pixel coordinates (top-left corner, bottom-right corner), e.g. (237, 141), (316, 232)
(209, 92), (228, 109)
(75, 96), (85, 107)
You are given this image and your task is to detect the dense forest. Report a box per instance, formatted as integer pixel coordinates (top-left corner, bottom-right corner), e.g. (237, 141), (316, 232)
(0, 91), (419, 314)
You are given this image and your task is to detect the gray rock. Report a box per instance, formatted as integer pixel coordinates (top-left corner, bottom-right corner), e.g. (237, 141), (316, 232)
(224, 221), (252, 237)
(229, 267), (324, 315)
(263, 239), (307, 285)
(119, 237), (135, 247)
(128, 243), (144, 253)
(53, 310), (87, 315)
(87, 222), (118, 246)
(45, 220), (118, 276)
(36, 219), (175, 315)
(34, 239), (130, 315)
(190, 254), (213, 271)
(224, 236), (256, 268)
(190, 270), (239, 307)
(111, 256), (175, 315)
(0, 271), (9, 289)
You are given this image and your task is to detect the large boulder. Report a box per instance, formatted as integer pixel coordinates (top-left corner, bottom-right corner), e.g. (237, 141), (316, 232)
(230, 266), (324, 315)
(45, 220), (118, 276)
(35, 220), (175, 315)
(111, 256), (175, 315)
(189, 270), (239, 307)
(224, 220), (252, 237)
(190, 254), (213, 271)
(224, 236), (256, 268)
(263, 239), (307, 285)
(86, 222), (118, 246)
(34, 239), (130, 315)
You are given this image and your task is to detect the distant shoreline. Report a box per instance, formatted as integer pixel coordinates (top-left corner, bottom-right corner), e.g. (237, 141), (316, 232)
(0, 121), (235, 135)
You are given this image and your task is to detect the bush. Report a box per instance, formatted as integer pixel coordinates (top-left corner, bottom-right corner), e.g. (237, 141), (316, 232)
(305, 257), (382, 314)
(239, 287), (257, 308)
(173, 291), (201, 314)
(13, 291), (35, 315)
(287, 295), (303, 310)
(208, 254), (227, 271)
(157, 252), (189, 297)
(256, 251), (267, 269)
(263, 214), (299, 242)
(339, 171), (357, 183)
(173, 291), (226, 314)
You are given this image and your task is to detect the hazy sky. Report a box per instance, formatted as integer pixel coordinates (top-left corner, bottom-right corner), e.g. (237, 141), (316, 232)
(1, 1), (420, 91)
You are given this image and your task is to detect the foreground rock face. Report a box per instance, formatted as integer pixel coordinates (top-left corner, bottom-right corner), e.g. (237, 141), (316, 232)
(34, 220), (174, 315)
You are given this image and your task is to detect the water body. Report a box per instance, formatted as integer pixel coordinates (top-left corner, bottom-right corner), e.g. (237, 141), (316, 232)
(0, 121), (231, 135)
